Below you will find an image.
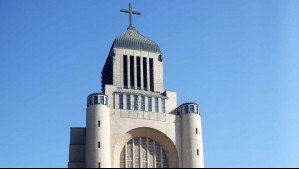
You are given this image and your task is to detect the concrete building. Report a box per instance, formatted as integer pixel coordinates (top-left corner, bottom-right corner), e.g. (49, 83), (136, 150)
(68, 3), (204, 168)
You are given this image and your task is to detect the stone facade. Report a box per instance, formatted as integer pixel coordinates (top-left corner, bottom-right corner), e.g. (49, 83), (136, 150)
(68, 26), (204, 168)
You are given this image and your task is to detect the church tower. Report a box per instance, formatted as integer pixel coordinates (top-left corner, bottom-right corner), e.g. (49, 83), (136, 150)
(68, 3), (204, 168)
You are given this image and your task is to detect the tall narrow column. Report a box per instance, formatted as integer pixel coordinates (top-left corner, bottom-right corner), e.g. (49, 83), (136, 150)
(86, 94), (111, 168)
(181, 103), (204, 168)
(146, 57), (150, 91)
(139, 56), (144, 90)
(149, 58), (154, 92)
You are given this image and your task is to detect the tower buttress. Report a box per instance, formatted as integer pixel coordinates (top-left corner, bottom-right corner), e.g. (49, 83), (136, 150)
(178, 103), (204, 168)
(85, 93), (111, 168)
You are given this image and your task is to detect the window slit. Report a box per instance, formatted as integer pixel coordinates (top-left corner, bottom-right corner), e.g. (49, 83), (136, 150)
(143, 58), (148, 90)
(123, 55), (128, 88)
(149, 58), (154, 92)
(130, 56), (135, 88)
(137, 57), (141, 89)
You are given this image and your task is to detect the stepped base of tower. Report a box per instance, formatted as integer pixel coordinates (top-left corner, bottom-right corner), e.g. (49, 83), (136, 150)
(68, 87), (204, 168)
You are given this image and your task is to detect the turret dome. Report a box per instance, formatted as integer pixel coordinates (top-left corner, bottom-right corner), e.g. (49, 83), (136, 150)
(112, 27), (161, 53)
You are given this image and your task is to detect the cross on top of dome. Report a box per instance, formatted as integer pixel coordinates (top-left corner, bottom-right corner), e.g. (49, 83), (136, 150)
(120, 3), (141, 28)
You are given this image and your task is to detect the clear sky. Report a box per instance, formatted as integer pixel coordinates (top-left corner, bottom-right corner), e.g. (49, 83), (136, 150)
(0, 0), (298, 168)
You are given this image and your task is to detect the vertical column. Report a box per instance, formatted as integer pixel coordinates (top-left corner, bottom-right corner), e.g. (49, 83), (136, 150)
(86, 95), (111, 168)
(149, 58), (154, 92)
(181, 111), (204, 168)
(140, 56), (144, 90)
(146, 138), (149, 168)
(150, 53), (164, 93)
(139, 138), (142, 168)
(132, 139), (135, 168)
(153, 141), (156, 168)
(134, 56), (137, 90)
(125, 144), (127, 168)
(127, 54), (131, 89)
(146, 57), (150, 91)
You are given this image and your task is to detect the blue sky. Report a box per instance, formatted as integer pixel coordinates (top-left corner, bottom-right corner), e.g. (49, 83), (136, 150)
(0, 0), (298, 168)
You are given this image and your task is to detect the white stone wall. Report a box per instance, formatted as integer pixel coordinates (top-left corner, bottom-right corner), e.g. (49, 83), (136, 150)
(164, 91), (177, 114)
(86, 104), (111, 168)
(101, 83), (205, 168)
(181, 113), (204, 168)
(109, 110), (179, 168)
(70, 83), (204, 169)
(113, 48), (163, 92)
(103, 83), (184, 168)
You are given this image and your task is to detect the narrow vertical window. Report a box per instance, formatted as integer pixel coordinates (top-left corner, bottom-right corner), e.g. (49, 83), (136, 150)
(149, 58), (154, 91)
(185, 105), (189, 114)
(130, 56), (135, 88)
(190, 105), (195, 113)
(195, 105), (198, 114)
(127, 140), (133, 168)
(134, 138), (140, 168)
(89, 96), (93, 106)
(123, 55), (128, 88)
(143, 58), (148, 90)
(196, 128), (198, 134)
(127, 95), (131, 110)
(197, 149), (199, 156)
(121, 138), (168, 168)
(141, 96), (145, 111)
(148, 97), (152, 112)
(100, 96), (104, 105)
(163, 150), (168, 168)
(148, 139), (154, 168)
(98, 142), (100, 148)
(161, 98), (165, 113)
(137, 57), (141, 89)
(94, 96), (98, 104)
(176, 109), (181, 115)
(141, 138), (147, 168)
(98, 121), (100, 127)
(134, 95), (138, 110)
(119, 94), (123, 109)
(155, 98), (159, 112)
(156, 144), (161, 168)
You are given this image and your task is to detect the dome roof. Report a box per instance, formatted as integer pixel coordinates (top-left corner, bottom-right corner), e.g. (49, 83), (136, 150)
(112, 26), (161, 53)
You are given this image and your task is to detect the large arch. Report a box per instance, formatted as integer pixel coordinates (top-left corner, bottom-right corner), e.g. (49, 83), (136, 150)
(113, 127), (179, 168)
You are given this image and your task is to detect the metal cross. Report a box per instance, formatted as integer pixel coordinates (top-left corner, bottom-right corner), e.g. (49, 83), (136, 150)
(120, 3), (141, 28)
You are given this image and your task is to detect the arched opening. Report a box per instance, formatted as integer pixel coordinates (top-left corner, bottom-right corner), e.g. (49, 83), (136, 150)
(113, 127), (179, 168)
(120, 137), (168, 168)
